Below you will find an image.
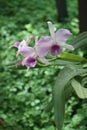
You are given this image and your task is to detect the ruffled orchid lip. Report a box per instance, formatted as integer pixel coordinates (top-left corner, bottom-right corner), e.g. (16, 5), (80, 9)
(26, 57), (36, 67)
(50, 44), (62, 55)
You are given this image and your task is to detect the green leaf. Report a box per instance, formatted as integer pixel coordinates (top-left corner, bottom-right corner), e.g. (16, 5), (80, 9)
(71, 79), (87, 99)
(44, 83), (74, 114)
(53, 65), (87, 130)
(71, 31), (87, 49)
(53, 59), (79, 66)
(64, 82), (74, 102)
(58, 52), (87, 62)
(71, 31), (87, 45)
(74, 38), (87, 49)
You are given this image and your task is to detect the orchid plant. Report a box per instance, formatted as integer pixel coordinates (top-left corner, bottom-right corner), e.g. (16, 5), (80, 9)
(9, 21), (87, 130)
(10, 21), (74, 69)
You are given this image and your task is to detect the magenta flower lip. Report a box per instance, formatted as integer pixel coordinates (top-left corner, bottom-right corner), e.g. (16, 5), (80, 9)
(51, 44), (62, 55)
(26, 57), (36, 67)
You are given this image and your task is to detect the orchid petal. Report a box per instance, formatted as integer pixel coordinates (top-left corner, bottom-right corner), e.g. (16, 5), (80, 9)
(57, 42), (74, 50)
(18, 40), (27, 49)
(55, 29), (72, 42)
(63, 44), (74, 50)
(47, 21), (55, 40)
(35, 36), (52, 57)
(10, 40), (27, 49)
(17, 47), (36, 57)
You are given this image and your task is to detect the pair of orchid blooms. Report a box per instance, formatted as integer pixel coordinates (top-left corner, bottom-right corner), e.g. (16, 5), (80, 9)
(11, 21), (74, 69)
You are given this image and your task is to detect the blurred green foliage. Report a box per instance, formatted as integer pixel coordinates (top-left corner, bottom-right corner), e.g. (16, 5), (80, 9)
(0, 0), (87, 130)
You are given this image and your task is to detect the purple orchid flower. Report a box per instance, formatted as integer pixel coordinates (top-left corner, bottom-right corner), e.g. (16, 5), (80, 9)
(17, 42), (37, 69)
(35, 21), (74, 56)
(47, 21), (74, 54)
(22, 51), (37, 69)
(17, 48), (37, 69)
(10, 37), (37, 69)
(14, 46), (37, 69)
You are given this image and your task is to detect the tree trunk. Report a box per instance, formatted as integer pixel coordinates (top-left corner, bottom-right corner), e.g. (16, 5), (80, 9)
(78, 0), (87, 32)
(55, 0), (68, 22)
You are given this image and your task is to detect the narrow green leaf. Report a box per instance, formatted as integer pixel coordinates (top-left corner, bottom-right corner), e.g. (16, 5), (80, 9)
(71, 79), (87, 99)
(53, 66), (87, 130)
(58, 52), (87, 62)
(44, 83), (74, 114)
(71, 31), (87, 49)
(52, 59), (79, 66)
(71, 31), (87, 45)
(64, 82), (74, 102)
(74, 38), (87, 49)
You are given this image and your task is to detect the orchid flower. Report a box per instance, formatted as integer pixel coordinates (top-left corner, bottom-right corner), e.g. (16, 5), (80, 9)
(15, 45), (37, 69)
(47, 21), (74, 54)
(10, 37), (37, 69)
(22, 50), (37, 69)
(35, 21), (74, 56)
(11, 36), (34, 57)
(17, 46), (37, 69)
(17, 42), (37, 69)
